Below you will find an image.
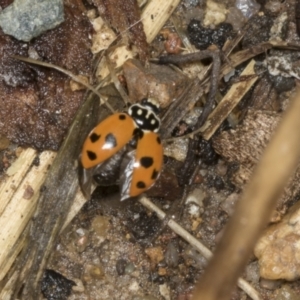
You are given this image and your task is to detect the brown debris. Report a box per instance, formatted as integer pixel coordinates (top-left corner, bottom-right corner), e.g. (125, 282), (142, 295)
(146, 169), (182, 200)
(213, 108), (300, 219)
(145, 246), (164, 269)
(0, 4), (93, 150)
(213, 110), (281, 171)
(123, 58), (188, 107)
(91, 0), (149, 61)
(0, 136), (10, 150)
(160, 29), (183, 54)
(22, 184), (34, 200)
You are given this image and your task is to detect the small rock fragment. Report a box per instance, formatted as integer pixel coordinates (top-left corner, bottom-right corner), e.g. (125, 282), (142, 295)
(165, 240), (179, 268)
(123, 59), (188, 108)
(128, 281), (140, 292)
(116, 258), (128, 275)
(254, 201), (300, 280)
(159, 283), (171, 300)
(221, 193), (239, 216)
(0, 0), (64, 42)
(259, 278), (282, 290)
(82, 264), (104, 283)
(163, 138), (189, 162)
(203, 0), (227, 26)
(74, 228), (89, 253)
(41, 269), (75, 300)
(163, 31), (182, 54)
(188, 19), (233, 50)
(91, 215), (110, 237)
(235, 0), (261, 19)
(245, 261), (260, 283)
(124, 262), (136, 275)
(145, 247), (164, 269)
(91, 17), (116, 54)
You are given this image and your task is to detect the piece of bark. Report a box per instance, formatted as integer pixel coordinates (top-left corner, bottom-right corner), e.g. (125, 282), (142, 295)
(212, 108), (300, 219)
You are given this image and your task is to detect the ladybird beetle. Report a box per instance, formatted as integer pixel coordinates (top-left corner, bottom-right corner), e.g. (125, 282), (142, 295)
(79, 98), (163, 201)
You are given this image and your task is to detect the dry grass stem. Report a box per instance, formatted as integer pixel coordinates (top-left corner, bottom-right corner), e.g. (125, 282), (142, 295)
(192, 89), (300, 300)
(0, 148), (36, 215)
(11, 55), (115, 113)
(0, 150), (56, 281)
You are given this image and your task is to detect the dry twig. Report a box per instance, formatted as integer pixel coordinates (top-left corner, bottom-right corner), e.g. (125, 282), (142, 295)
(192, 89), (300, 300)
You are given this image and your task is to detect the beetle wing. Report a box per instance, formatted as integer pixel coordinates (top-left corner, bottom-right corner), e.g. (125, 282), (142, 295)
(79, 148), (127, 198)
(78, 156), (95, 198)
(80, 113), (136, 169)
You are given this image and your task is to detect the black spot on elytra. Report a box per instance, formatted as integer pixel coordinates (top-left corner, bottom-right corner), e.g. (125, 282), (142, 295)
(87, 151), (97, 161)
(90, 133), (101, 143)
(140, 157), (153, 168)
(137, 181), (146, 189)
(157, 136), (161, 144)
(119, 114), (126, 120)
(105, 133), (117, 148)
(133, 128), (144, 139)
(151, 169), (159, 180)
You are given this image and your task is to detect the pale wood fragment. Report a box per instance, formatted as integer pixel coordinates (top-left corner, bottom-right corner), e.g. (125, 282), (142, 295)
(0, 150), (55, 281)
(0, 148), (37, 215)
(201, 59), (258, 140)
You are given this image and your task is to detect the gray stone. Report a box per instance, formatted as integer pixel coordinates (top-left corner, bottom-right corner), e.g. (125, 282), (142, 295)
(0, 0), (64, 42)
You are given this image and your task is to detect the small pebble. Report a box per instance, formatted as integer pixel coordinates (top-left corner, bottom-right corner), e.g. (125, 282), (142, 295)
(235, 0), (261, 19)
(260, 278), (282, 290)
(158, 267), (167, 276)
(216, 160), (228, 176)
(159, 283), (171, 300)
(72, 278), (85, 292)
(129, 281), (140, 292)
(163, 138), (188, 162)
(74, 228), (89, 253)
(0, 0), (64, 41)
(186, 188), (206, 207)
(187, 204), (200, 218)
(91, 215), (110, 237)
(125, 262), (136, 275)
(41, 269), (75, 300)
(116, 258), (128, 275)
(165, 240), (179, 268)
(163, 31), (182, 54)
(221, 193), (239, 215)
(183, 246), (207, 269)
(82, 264), (104, 283)
(245, 261), (260, 283)
(145, 247), (164, 269)
(203, 0), (227, 26)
